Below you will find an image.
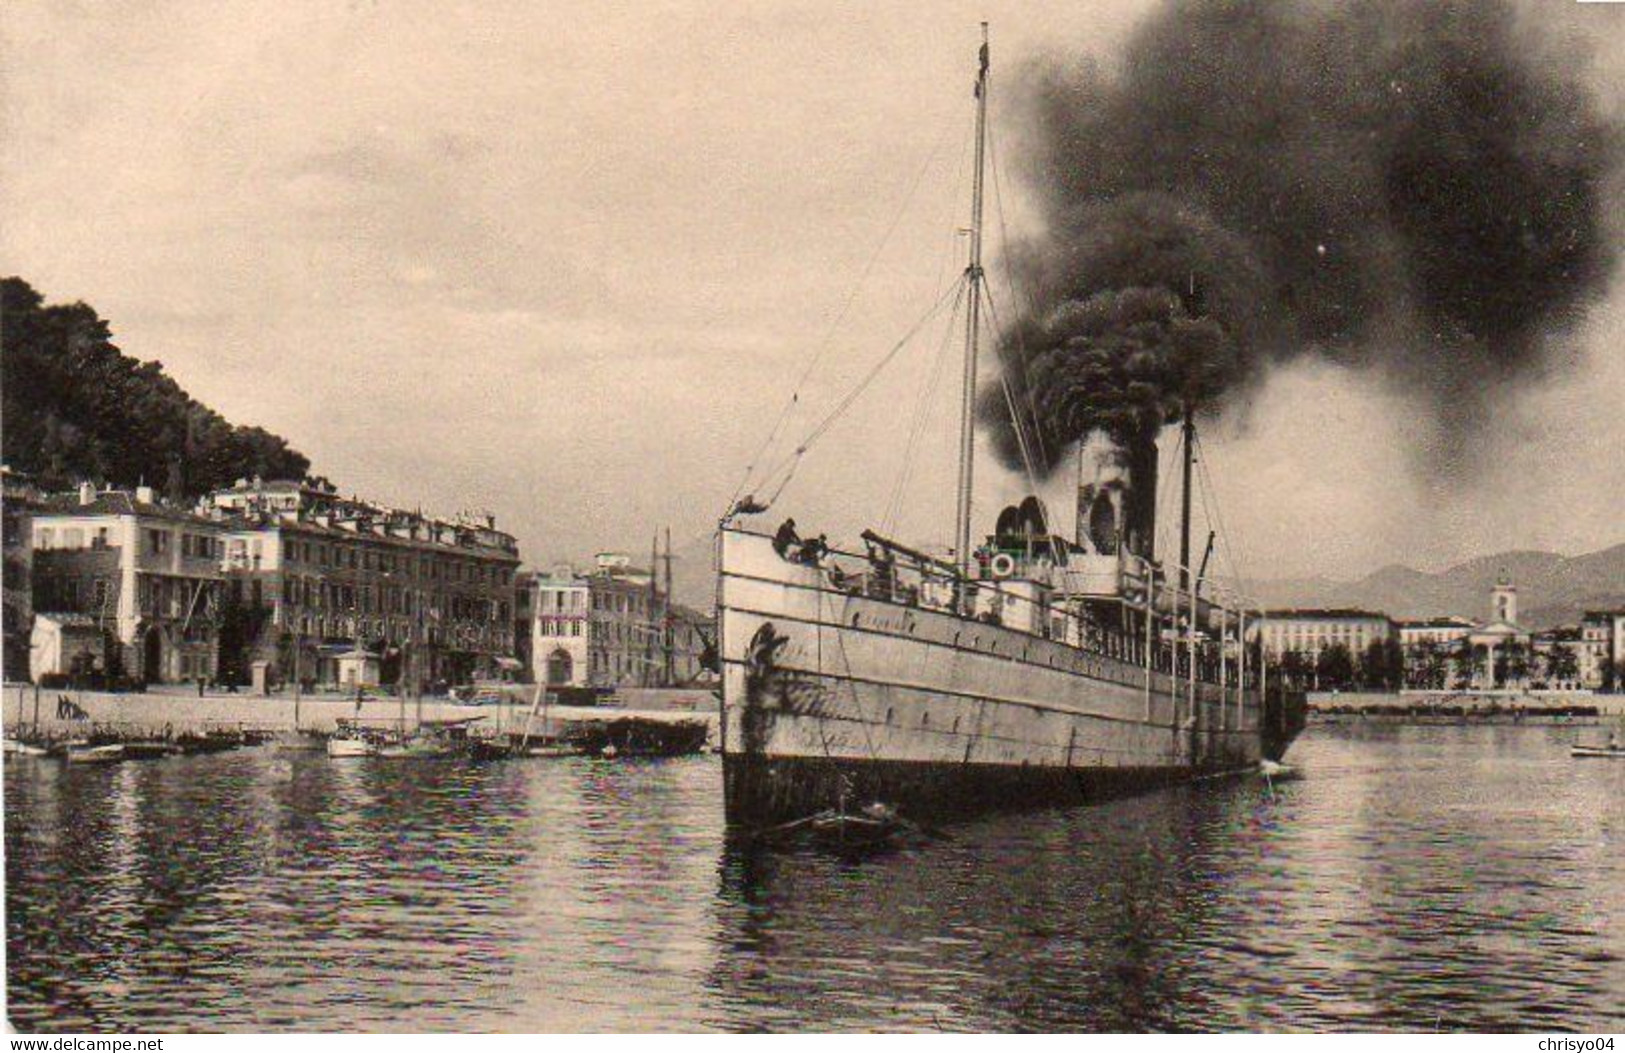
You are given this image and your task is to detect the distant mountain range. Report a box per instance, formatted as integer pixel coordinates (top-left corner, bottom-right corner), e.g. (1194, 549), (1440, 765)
(1245, 543), (1625, 630)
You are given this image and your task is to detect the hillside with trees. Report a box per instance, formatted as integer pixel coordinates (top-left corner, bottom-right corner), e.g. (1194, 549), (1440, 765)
(1, 277), (309, 496)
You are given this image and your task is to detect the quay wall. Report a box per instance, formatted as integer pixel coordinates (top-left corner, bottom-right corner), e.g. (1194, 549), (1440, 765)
(1308, 690), (1625, 717)
(2, 683), (718, 743)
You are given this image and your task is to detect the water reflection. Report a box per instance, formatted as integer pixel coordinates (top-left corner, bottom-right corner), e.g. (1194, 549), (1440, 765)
(6, 724), (1623, 1032)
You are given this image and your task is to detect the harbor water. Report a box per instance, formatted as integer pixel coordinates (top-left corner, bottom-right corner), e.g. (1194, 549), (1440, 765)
(5, 724), (1622, 1032)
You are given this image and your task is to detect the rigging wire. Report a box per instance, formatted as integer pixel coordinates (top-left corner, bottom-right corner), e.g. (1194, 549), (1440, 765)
(1155, 424), (1186, 566)
(883, 114), (979, 535)
(977, 283), (1044, 498)
(984, 118), (1051, 474)
(1194, 430), (1259, 612)
(754, 275), (969, 508)
(728, 108), (967, 512)
(882, 278), (967, 535)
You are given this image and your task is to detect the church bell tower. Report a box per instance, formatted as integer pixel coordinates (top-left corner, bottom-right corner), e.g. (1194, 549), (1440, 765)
(1492, 573), (1518, 625)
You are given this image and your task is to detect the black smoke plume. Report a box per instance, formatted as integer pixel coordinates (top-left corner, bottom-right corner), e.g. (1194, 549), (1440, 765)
(983, 0), (1620, 482)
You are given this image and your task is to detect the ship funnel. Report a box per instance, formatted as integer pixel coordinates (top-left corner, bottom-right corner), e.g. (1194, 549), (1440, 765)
(1075, 438), (1156, 563)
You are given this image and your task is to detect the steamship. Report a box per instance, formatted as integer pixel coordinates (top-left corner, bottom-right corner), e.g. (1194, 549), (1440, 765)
(716, 29), (1304, 828)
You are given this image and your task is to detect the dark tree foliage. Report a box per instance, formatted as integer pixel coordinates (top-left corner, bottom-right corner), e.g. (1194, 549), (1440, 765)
(1315, 643), (1356, 690)
(1, 278), (309, 496)
(1359, 637), (1405, 691)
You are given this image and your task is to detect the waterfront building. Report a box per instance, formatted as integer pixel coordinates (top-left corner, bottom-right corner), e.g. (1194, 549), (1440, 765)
(1578, 609), (1625, 689)
(514, 577), (534, 681)
(2, 466), (43, 679)
(1254, 609), (1397, 662)
(1531, 626), (1586, 691)
(1396, 616), (1476, 652)
(1394, 617), (1473, 689)
(30, 484), (226, 683)
(1463, 575), (1534, 689)
(204, 478), (521, 690)
(28, 613), (106, 682)
(530, 564), (590, 688)
(527, 553), (712, 690)
(668, 603), (715, 684)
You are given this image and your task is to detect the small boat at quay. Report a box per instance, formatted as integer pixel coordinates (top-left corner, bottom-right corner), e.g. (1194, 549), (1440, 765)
(518, 742), (576, 759)
(3, 738), (50, 757)
(326, 716), (488, 759)
(327, 719), (392, 758)
(273, 729), (329, 752)
(120, 740), (179, 760)
(326, 735), (377, 758)
(374, 739), (452, 759)
(563, 717), (710, 759)
(64, 743), (125, 765)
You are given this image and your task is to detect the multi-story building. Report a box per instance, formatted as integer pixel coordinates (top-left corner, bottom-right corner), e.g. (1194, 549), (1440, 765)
(1396, 616), (1476, 653)
(527, 553), (711, 690)
(1394, 616), (1476, 688)
(30, 483), (226, 683)
(1579, 609), (1625, 689)
(514, 577), (534, 682)
(1531, 626), (1587, 691)
(1253, 609), (1396, 663)
(2, 467), (43, 679)
(25, 478), (523, 690)
(668, 603), (714, 684)
(205, 478), (521, 690)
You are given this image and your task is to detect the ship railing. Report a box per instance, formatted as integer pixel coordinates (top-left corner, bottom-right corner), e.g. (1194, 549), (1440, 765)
(1122, 549), (1268, 696)
(759, 526), (1263, 693)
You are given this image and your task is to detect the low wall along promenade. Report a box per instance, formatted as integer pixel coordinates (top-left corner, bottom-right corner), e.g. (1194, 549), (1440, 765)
(3, 683), (720, 744)
(1308, 689), (1625, 720)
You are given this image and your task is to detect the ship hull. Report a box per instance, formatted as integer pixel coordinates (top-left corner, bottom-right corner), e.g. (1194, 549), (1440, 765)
(723, 751), (1197, 828)
(719, 528), (1298, 828)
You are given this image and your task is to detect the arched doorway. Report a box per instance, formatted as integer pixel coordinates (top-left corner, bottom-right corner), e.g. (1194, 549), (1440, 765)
(546, 648), (574, 686)
(143, 626), (164, 683)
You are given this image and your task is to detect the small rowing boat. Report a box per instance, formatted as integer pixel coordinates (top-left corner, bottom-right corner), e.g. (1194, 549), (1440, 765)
(327, 735), (377, 758)
(65, 743), (125, 765)
(1571, 744), (1625, 759)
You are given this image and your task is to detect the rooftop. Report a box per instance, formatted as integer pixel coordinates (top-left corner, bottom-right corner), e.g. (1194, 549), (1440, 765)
(1396, 616), (1477, 629)
(35, 489), (215, 525)
(31, 481), (521, 558)
(1261, 608), (1393, 621)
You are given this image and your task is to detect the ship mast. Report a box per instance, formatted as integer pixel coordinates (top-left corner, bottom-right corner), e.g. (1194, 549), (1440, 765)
(1179, 407), (1195, 598)
(954, 24), (990, 582)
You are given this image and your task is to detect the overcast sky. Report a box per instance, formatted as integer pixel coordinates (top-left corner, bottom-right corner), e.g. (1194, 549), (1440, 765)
(4, 0), (1622, 585)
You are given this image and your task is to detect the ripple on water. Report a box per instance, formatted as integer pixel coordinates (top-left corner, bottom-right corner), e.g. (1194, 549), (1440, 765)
(6, 726), (1625, 1031)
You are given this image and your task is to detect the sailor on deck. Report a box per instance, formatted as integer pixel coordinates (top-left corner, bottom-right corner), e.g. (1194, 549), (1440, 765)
(797, 534), (829, 567)
(772, 518), (800, 558)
